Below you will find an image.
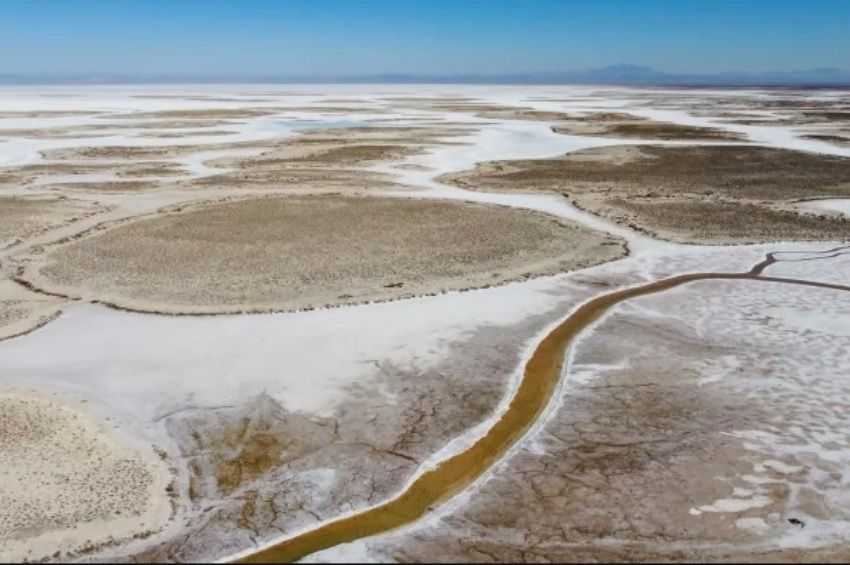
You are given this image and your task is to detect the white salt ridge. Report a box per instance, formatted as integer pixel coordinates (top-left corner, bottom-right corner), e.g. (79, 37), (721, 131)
(801, 198), (850, 217)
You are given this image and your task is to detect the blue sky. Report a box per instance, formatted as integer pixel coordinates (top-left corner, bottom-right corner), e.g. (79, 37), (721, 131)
(1, 0), (848, 76)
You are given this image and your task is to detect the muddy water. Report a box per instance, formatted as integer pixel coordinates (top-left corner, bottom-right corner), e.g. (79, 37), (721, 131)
(237, 254), (850, 564)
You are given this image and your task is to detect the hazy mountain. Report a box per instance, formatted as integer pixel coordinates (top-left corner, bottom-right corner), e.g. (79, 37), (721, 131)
(2, 65), (850, 86)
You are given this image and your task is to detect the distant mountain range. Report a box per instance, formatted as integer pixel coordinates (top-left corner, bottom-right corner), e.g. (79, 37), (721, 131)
(3, 65), (850, 86)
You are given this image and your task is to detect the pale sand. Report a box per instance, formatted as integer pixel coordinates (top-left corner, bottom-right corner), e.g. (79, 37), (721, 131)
(0, 392), (172, 562)
(23, 195), (625, 314)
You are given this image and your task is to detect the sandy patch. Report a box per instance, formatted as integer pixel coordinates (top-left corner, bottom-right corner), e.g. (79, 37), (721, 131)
(23, 195), (624, 314)
(0, 391), (172, 562)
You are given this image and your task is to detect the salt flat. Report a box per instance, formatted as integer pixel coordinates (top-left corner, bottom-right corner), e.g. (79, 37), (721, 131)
(0, 85), (848, 562)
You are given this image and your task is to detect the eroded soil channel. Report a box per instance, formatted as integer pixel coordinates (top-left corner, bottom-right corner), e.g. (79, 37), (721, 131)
(237, 245), (850, 563)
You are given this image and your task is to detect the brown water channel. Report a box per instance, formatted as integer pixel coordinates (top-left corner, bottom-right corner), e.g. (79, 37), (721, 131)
(238, 247), (850, 563)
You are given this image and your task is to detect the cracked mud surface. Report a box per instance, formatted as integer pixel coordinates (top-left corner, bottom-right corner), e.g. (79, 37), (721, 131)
(135, 298), (584, 562)
(349, 276), (850, 562)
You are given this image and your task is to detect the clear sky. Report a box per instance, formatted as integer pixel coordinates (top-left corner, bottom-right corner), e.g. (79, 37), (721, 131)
(1, 0), (849, 77)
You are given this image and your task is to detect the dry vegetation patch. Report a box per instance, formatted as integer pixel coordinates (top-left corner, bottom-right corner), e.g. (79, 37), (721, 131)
(476, 108), (574, 121)
(0, 128), (106, 140)
(45, 180), (154, 193)
(27, 195), (624, 314)
(37, 126), (469, 194)
(41, 144), (212, 161)
(139, 129), (237, 139)
(381, 98), (571, 121)
(591, 195), (850, 244)
(113, 161), (187, 177)
(178, 126), (470, 191)
(0, 195), (107, 249)
(113, 107), (289, 120)
(0, 273), (63, 342)
(0, 111), (104, 119)
(183, 168), (398, 192)
(0, 160), (187, 190)
(443, 144), (850, 243)
(108, 119), (239, 130)
(552, 112), (745, 140)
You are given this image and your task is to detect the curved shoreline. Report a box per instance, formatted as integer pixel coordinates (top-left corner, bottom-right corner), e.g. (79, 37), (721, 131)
(14, 193), (626, 317)
(234, 249), (850, 564)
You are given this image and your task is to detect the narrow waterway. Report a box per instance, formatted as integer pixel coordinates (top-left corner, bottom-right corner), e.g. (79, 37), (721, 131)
(237, 248), (850, 563)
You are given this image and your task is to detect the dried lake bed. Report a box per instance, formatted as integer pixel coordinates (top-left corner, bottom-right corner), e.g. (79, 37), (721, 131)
(0, 85), (848, 562)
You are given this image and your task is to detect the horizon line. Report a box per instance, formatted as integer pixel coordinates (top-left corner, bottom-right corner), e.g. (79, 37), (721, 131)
(2, 65), (850, 87)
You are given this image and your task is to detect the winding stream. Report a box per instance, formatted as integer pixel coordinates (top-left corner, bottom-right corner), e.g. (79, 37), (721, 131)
(237, 247), (850, 563)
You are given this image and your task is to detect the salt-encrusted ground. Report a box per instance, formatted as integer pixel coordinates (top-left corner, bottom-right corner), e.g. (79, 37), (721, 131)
(319, 256), (850, 562)
(0, 85), (848, 562)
